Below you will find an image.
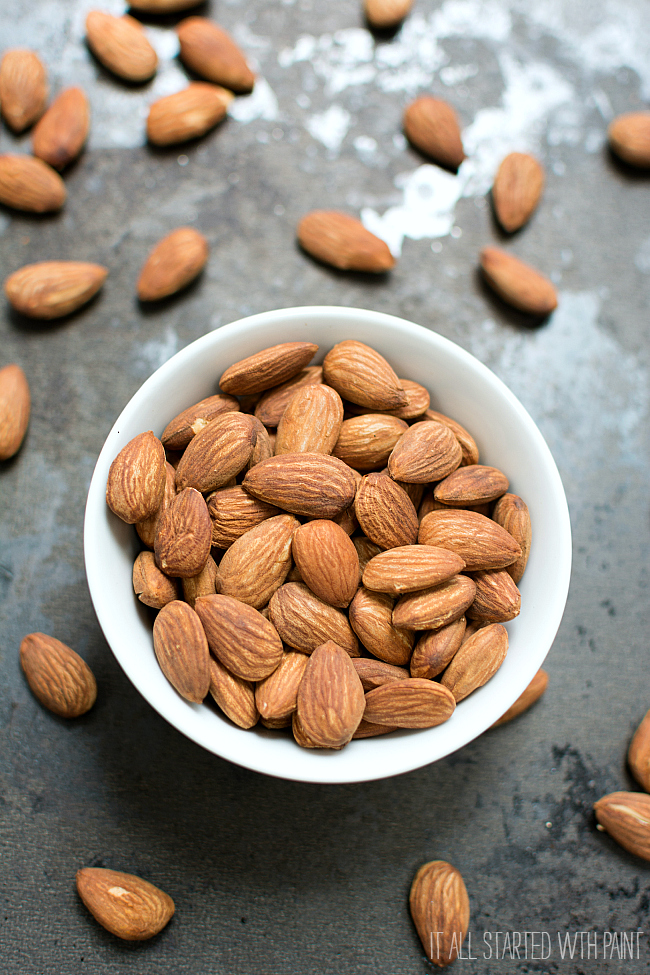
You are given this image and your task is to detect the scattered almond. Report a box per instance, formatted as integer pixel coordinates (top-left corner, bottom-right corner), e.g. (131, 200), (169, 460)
(403, 97), (465, 171)
(147, 83), (233, 146)
(20, 632), (97, 718)
(0, 363), (30, 460)
(409, 861), (470, 967)
(32, 87), (90, 170)
(86, 12), (158, 82)
(628, 709), (650, 793)
(608, 112), (650, 168)
(0, 49), (48, 132)
(137, 227), (209, 302)
(492, 152), (544, 232)
(364, 0), (413, 29)
(594, 792), (650, 862)
(177, 18), (255, 93)
(4, 261), (108, 319)
(480, 246), (558, 316)
(76, 867), (174, 941)
(297, 210), (395, 273)
(0, 153), (66, 212)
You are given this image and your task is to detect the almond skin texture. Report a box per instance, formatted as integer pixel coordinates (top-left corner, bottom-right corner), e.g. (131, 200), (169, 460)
(175, 412), (257, 494)
(354, 472), (419, 549)
(20, 633), (97, 718)
(594, 792), (650, 862)
(194, 593), (283, 680)
(422, 409), (479, 466)
(86, 12), (158, 82)
(608, 112), (650, 168)
(323, 340), (406, 410)
(480, 246), (557, 316)
(136, 461), (176, 549)
(106, 431), (166, 525)
(291, 519), (360, 607)
(243, 452), (357, 519)
(363, 545), (465, 595)
(348, 587), (414, 666)
(364, 0), (413, 29)
(32, 87), (89, 170)
(137, 228), (209, 301)
(434, 464), (509, 506)
(153, 599), (210, 702)
(207, 485), (279, 548)
(133, 551), (179, 608)
(254, 366), (323, 427)
(0, 363), (30, 460)
(410, 617), (466, 679)
(491, 668), (548, 727)
(274, 384), (344, 456)
(182, 553), (218, 608)
(333, 414), (408, 469)
(209, 656), (258, 728)
(269, 582), (360, 656)
(297, 210), (395, 273)
(468, 569), (521, 623)
(364, 679), (456, 728)
(220, 342), (319, 396)
(440, 622), (508, 701)
(492, 493), (531, 584)
(154, 487), (211, 578)
(147, 83), (233, 146)
(352, 718), (399, 739)
(76, 868), (174, 941)
(403, 97), (465, 171)
(177, 18), (255, 93)
(296, 641), (365, 748)
(492, 152), (544, 232)
(353, 536), (383, 575)
(161, 393), (239, 451)
(5, 261), (108, 319)
(216, 513), (298, 608)
(629, 709), (650, 793)
(352, 657), (410, 691)
(0, 154), (66, 212)
(130, 0), (199, 10)
(419, 508), (521, 571)
(410, 861), (470, 967)
(393, 574), (477, 631)
(255, 651), (309, 724)
(388, 420), (462, 483)
(0, 49), (48, 132)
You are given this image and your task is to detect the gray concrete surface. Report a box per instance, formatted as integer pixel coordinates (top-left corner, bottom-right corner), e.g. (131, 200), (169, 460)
(1, 0), (649, 972)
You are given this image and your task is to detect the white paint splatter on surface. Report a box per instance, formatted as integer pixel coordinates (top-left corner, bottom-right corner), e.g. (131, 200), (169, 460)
(306, 105), (352, 153)
(228, 78), (279, 123)
(135, 327), (179, 376)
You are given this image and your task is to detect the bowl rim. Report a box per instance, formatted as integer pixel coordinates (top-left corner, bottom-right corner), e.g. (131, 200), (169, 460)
(84, 305), (572, 784)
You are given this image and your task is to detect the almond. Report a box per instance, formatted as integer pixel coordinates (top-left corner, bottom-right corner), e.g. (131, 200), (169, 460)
(247, 416), (274, 468)
(0, 154), (66, 212)
(384, 378), (430, 419)
(254, 366), (323, 427)
(410, 617), (466, 679)
(492, 152), (544, 232)
(291, 519), (360, 607)
(175, 412), (257, 493)
(492, 493), (531, 584)
(392, 574), (476, 630)
(467, 569), (521, 623)
(434, 464), (508, 506)
(480, 246), (557, 316)
(0, 363), (30, 460)
(20, 633), (97, 718)
(86, 12), (158, 82)
(352, 536), (382, 575)
(220, 342), (319, 396)
(419, 508), (521, 571)
(323, 340), (406, 410)
(208, 656), (258, 728)
(137, 227), (209, 302)
(364, 679), (456, 728)
(133, 551), (179, 608)
(352, 718), (399, 738)
(255, 651), (309, 724)
(76, 867), (174, 941)
(403, 97), (465, 171)
(161, 393), (239, 451)
(388, 420), (462, 483)
(216, 513), (298, 608)
(422, 409), (479, 466)
(136, 461), (176, 549)
(333, 414), (408, 469)
(594, 792), (650, 862)
(364, 0), (413, 29)
(147, 83), (233, 147)
(491, 668), (548, 727)
(292, 710), (319, 747)
(354, 472), (419, 549)
(4, 261), (108, 319)
(409, 861), (470, 967)
(153, 599), (210, 702)
(176, 17), (255, 94)
(154, 487), (211, 578)
(297, 210), (395, 273)
(32, 87), (89, 170)
(362, 545), (465, 595)
(207, 485), (279, 548)
(0, 49), (48, 132)
(608, 112), (650, 168)
(242, 452), (357, 518)
(106, 431), (166, 524)
(194, 593), (283, 680)
(352, 657), (410, 691)
(130, 0), (199, 10)
(440, 622), (508, 701)
(629, 709), (650, 793)
(348, 586), (414, 666)
(274, 383), (344, 455)
(269, 582), (359, 656)
(296, 640), (365, 748)
(182, 553), (218, 608)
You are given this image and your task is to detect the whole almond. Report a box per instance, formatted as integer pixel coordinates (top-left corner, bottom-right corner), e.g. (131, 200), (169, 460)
(354, 472), (419, 548)
(182, 553), (218, 608)
(153, 599), (210, 702)
(403, 97), (465, 171)
(255, 651), (309, 724)
(629, 709), (650, 793)
(243, 452), (357, 519)
(409, 861), (470, 967)
(323, 340), (406, 410)
(364, 0), (413, 29)
(247, 416), (274, 468)
(133, 551), (179, 608)
(0, 363), (30, 460)
(291, 519), (360, 607)
(5, 261), (108, 319)
(269, 582), (359, 656)
(410, 617), (466, 679)
(194, 593), (283, 680)
(32, 87), (89, 170)
(388, 420), (462, 483)
(422, 409), (479, 466)
(492, 152), (544, 232)
(0, 49), (48, 132)
(440, 622), (508, 701)
(491, 668), (548, 727)
(480, 246), (557, 316)
(137, 228), (209, 302)
(0, 154), (66, 212)
(292, 710), (319, 747)
(136, 461), (176, 549)
(384, 378), (430, 419)
(594, 792), (650, 862)
(86, 12), (158, 82)
(130, 0), (199, 10)
(207, 485), (279, 548)
(296, 640), (365, 748)
(393, 574), (476, 630)
(220, 342), (319, 396)
(175, 412), (257, 493)
(216, 513), (298, 608)
(468, 569), (521, 623)
(20, 633), (97, 718)
(106, 431), (166, 524)
(254, 365), (323, 427)
(154, 487), (211, 578)
(209, 656), (258, 728)
(297, 210), (395, 273)
(352, 718), (399, 738)
(147, 83), (233, 146)
(352, 657), (410, 691)
(275, 383), (344, 455)
(348, 586), (414, 666)
(419, 508), (521, 571)
(608, 112), (650, 168)
(364, 679), (456, 728)
(363, 545), (465, 595)
(76, 867), (174, 941)
(177, 18), (255, 93)
(434, 464), (508, 506)
(333, 414), (408, 469)
(161, 393), (239, 451)
(492, 493), (531, 584)
(353, 536), (382, 575)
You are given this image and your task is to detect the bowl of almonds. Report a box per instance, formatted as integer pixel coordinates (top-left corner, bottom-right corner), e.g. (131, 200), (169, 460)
(84, 306), (571, 783)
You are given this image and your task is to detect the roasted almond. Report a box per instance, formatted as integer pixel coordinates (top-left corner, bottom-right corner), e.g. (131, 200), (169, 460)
(594, 792), (650, 862)
(177, 17), (255, 93)
(243, 452), (357, 518)
(147, 83), (233, 146)
(161, 394), (239, 451)
(422, 409), (479, 466)
(154, 487), (211, 578)
(297, 210), (395, 273)
(175, 412), (257, 493)
(292, 709), (319, 747)
(106, 431), (166, 524)
(440, 622), (508, 701)
(254, 366), (323, 427)
(410, 861), (470, 967)
(352, 718), (399, 738)
(194, 593), (283, 680)
(130, 0), (199, 10)
(363, 544), (465, 595)
(364, 679), (456, 728)
(0, 363), (30, 460)
(133, 551), (179, 608)
(392, 574), (476, 630)
(246, 416), (273, 468)
(255, 651), (309, 724)
(136, 461), (176, 549)
(353, 535), (382, 575)
(492, 493), (531, 584)
(364, 0), (413, 29)
(182, 553), (218, 608)
(153, 599), (210, 702)
(468, 569), (521, 623)
(20, 633), (97, 718)
(0, 49), (48, 132)
(76, 867), (174, 941)
(291, 519), (360, 607)
(491, 668), (548, 727)
(209, 656), (258, 728)
(86, 12), (158, 82)
(384, 378), (430, 419)
(410, 617), (466, 679)
(492, 152), (544, 232)
(419, 508), (521, 571)
(348, 586), (414, 666)
(323, 340), (406, 410)
(388, 420), (462, 483)
(296, 640), (365, 748)
(216, 513), (298, 608)
(480, 246), (557, 316)
(269, 582), (359, 656)
(32, 86), (89, 170)
(352, 657), (410, 691)
(4, 261), (108, 319)
(629, 709), (650, 793)
(274, 383), (344, 455)
(137, 227), (209, 302)
(207, 485), (279, 548)
(434, 464), (508, 506)
(0, 154), (66, 212)
(221, 342), (319, 396)
(608, 112), (650, 168)
(354, 472), (419, 549)
(403, 97), (465, 171)
(333, 414), (408, 469)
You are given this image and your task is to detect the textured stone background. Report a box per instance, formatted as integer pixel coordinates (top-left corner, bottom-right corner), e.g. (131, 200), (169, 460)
(1, 0), (649, 972)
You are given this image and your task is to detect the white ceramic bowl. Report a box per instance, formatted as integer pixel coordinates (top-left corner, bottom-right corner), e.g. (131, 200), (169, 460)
(84, 306), (571, 784)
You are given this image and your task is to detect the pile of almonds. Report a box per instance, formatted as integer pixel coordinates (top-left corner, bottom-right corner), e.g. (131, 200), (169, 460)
(106, 339), (532, 750)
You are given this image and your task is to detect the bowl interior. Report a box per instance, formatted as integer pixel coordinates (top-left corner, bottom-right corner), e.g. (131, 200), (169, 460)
(84, 306), (571, 784)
